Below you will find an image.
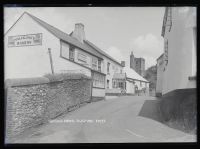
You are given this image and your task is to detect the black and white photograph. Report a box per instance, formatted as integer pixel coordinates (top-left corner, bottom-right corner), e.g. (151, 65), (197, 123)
(4, 6), (197, 143)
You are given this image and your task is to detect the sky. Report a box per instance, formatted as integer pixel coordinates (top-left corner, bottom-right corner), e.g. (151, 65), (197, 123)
(4, 7), (165, 69)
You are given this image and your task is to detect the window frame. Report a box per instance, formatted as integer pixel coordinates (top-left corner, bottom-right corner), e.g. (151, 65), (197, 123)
(69, 45), (75, 61)
(107, 62), (110, 74)
(92, 57), (98, 70)
(164, 39), (168, 70)
(98, 59), (101, 72)
(107, 79), (109, 89)
(78, 52), (87, 63)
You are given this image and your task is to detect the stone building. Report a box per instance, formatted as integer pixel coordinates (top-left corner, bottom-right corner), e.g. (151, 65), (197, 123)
(130, 51), (145, 76)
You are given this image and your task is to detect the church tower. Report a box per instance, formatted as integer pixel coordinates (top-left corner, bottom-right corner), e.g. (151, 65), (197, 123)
(130, 51), (135, 70)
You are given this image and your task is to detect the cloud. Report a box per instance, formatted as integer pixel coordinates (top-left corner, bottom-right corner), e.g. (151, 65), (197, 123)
(104, 46), (125, 63)
(129, 33), (164, 69)
(4, 7), (75, 34)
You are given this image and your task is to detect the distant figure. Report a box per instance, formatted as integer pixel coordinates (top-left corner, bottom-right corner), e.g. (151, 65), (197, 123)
(120, 88), (126, 96)
(135, 85), (139, 96)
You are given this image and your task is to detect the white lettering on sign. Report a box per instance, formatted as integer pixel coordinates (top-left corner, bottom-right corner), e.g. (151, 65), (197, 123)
(8, 33), (42, 47)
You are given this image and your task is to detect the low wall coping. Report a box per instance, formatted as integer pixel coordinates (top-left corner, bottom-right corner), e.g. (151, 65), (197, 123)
(5, 74), (92, 88)
(5, 77), (50, 88)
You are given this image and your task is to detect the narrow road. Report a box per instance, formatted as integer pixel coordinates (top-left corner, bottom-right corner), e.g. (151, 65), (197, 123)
(11, 96), (196, 143)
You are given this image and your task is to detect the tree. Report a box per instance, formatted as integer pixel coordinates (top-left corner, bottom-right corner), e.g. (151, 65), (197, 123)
(144, 65), (157, 91)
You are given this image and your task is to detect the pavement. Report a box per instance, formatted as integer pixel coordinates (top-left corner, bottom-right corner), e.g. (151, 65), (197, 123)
(9, 96), (196, 143)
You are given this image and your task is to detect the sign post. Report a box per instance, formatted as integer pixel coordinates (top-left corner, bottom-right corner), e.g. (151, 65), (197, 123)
(48, 48), (54, 74)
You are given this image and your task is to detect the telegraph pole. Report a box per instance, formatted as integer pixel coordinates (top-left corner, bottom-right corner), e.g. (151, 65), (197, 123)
(48, 48), (54, 74)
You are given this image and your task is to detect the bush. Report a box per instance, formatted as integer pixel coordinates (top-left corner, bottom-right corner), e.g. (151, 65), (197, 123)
(61, 73), (91, 80)
(5, 77), (49, 88)
(43, 73), (63, 82)
(43, 73), (91, 83)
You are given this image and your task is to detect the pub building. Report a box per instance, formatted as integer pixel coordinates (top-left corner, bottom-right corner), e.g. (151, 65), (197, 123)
(5, 12), (150, 98)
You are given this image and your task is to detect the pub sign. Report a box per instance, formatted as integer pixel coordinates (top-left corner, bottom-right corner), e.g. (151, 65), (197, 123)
(8, 33), (42, 47)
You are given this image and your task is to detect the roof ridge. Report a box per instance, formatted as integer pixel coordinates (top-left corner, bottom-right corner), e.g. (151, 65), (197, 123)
(84, 40), (122, 66)
(27, 12), (68, 36)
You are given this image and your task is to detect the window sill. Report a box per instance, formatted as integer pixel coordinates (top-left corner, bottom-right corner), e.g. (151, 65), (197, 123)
(188, 76), (196, 81)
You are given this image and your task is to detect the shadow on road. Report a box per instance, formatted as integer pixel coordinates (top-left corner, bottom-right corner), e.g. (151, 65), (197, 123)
(138, 99), (163, 123)
(138, 97), (196, 135)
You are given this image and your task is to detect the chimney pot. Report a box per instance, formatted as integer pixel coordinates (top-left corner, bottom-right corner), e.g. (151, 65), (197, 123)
(121, 61), (125, 67)
(72, 23), (86, 43)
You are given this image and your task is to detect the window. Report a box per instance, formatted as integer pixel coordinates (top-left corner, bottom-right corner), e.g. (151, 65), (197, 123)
(192, 27), (197, 76)
(112, 65), (115, 70)
(107, 80), (109, 89)
(61, 41), (70, 59)
(140, 81), (142, 87)
(93, 72), (105, 88)
(107, 62), (110, 74)
(116, 67), (118, 73)
(69, 46), (75, 61)
(98, 59), (101, 72)
(164, 40), (168, 68)
(119, 82), (124, 89)
(92, 57), (98, 70)
(112, 80), (115, 88)
(167, 7), (172, 32)
(78, 52), (87, 63)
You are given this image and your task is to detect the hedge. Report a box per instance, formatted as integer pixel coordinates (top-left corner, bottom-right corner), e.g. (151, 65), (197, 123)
(5, 77), (49, 88)
(44, 73), (91, 83)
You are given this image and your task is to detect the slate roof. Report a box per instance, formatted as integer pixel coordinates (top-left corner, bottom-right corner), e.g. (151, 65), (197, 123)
(25, 12), (104, 59)
(161, 7), (168, 37)
(6, 12), (123, 66)
(84, 40), (123, 66)
(123, 67), (149, 83)
(156, 53), (164, 61)
(113, 73), (126, 80)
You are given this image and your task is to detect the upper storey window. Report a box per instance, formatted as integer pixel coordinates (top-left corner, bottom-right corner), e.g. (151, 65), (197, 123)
(92, 57), (98, 70)
(164, 39), (168, 71)
(166, 7), (172, 32)
(98, 59), (101, 72)
(69, 46), (75, 61)
(107, 62), (110, 74)
(78, 52), (87, 63)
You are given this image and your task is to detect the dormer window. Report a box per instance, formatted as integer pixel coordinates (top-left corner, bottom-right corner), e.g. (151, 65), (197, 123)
(92, 57), (98, 70)
(98, 59), (101, 72)
(107, 62), (110, 74)
(164, 39), (168, 71)
(166, 7), (172, 32)
(69, 46), (75, 61)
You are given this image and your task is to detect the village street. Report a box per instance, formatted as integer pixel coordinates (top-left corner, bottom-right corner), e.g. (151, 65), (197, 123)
(11, 96), (196, 143)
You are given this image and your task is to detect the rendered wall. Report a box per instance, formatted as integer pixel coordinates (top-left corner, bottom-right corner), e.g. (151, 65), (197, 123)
(126, 81), (135, 94)
(162, 7), (196, 94)
(102, 56), (123, 89)
(4, 13), (92, 79)
(156, 56), (164, 95)
(4, 13), (55, 79)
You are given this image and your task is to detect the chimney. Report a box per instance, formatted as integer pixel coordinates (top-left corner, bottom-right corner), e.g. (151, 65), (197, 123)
(131, 51), (133, 55)
(130, 51), (135, 69)
(121, 61), (125, 67)
(72, 23), (86, 43)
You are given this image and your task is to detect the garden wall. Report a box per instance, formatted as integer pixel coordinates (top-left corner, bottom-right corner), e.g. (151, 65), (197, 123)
(159, 88), (197, 133)
(5, 73), (92, 140)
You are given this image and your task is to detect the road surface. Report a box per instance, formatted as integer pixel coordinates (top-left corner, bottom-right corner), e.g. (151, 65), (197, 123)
(10, 96), (196, 143)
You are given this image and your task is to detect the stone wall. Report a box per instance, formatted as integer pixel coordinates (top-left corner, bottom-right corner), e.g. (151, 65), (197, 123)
(5, 74), (92, 139)
(159, 88), (197, 133)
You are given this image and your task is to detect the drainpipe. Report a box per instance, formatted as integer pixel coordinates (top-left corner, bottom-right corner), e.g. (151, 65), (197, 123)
(48, 48), (54, 74)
